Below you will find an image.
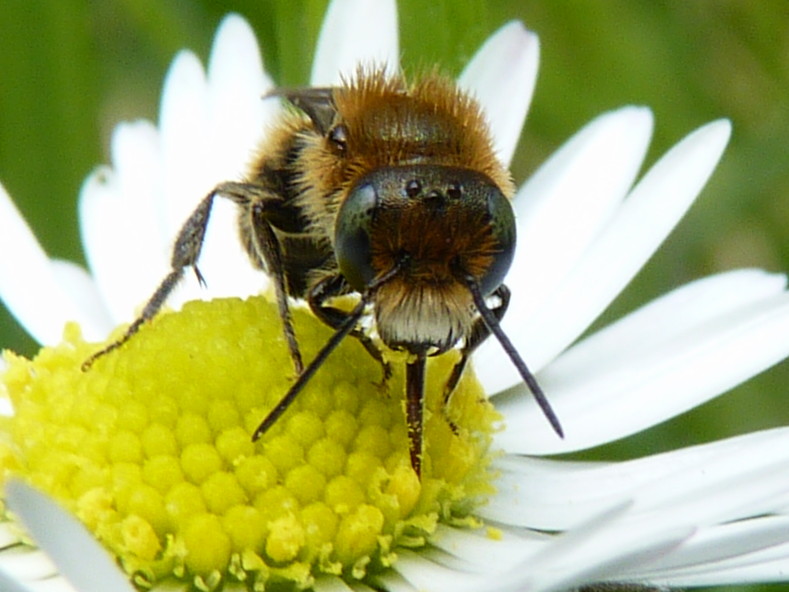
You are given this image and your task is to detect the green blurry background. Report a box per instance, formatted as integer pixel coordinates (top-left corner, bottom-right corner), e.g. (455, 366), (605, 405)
(1, 2), (788, 590)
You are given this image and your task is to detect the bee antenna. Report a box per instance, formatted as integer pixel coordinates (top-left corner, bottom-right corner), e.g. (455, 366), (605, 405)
(252, 264), (402, 443)
(464, 277), (564, 439)
(252, 295), (369, 441)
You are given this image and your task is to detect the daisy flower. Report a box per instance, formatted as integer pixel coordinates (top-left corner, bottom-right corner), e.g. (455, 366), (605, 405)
(2, 1), (789, 592)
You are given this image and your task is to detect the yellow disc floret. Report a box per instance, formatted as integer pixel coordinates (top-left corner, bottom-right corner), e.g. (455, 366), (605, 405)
(0, 296), (498, 590)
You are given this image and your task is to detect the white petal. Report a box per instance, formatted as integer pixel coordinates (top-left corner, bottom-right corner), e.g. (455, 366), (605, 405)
(5, 481), (135, 592)
(477, 118), (732, 395)
(474, 106), (653, 390)
(79, 121), (170, 324)
(539, 268), (786, 382)
(459, 21), (539, 165)
(516, 513), (691, 592)
(624, 516), (789, 585)
(481, 427), (789, 531)
(495, 272), (789, 454)
(514, 107), (652, 319)
(389, 550), (479, 592)
(201, 15), (276, 300)
(372, 571), (417, 592)
(157, 49), (251, 307)
(158, 50), (213, 236)
(428, 524), (544, 574)
(481, 501), (690, 592)
(0, 569), (34, 592)
(387, 547), (547, 592)
(618, 436), (789, 525)
(0, 522), (19, 547)
(493, 426), (789, 590)
(50, 261), (113, 341)
(480, 456), (609, 530)
(194, 197), (270, 301)
(651, 560), (789, 588)
(314, 575), (375, 592)
(0, 183), (96, 345)
(206, 14), (276, 180)
(310, 0), (399, 85)
(532, 118), (732, 367)
(0, 568), (75, 592)
(81, 17), (277, 324)
(0, 547), (56, 582)
(646, 544), (789, 587)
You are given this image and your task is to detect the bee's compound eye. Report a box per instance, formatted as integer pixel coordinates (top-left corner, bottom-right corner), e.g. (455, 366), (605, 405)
(335, 181), (378, 292)
(477, 184), (516, 296)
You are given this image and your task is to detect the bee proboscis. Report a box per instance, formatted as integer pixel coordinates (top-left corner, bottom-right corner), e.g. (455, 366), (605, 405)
(84, 67), (563, 477)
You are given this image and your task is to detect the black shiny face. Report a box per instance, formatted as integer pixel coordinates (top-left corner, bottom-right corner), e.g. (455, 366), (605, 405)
(334, 164), (516, 296)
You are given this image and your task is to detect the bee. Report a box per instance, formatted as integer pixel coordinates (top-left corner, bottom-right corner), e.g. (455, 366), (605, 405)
(84, 67), (563, 477)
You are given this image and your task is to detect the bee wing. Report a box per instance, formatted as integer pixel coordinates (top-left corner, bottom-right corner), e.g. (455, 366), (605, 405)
(266, 86), (336, 135)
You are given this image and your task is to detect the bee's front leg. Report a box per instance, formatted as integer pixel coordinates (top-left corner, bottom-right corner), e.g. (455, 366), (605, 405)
(308, 274), (392, 386)
(441, 284), (511, 424)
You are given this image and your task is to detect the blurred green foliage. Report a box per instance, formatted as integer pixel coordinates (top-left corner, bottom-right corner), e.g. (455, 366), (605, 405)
(1, 2), (789, 591)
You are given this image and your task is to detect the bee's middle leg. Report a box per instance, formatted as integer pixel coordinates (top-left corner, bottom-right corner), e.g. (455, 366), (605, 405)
(441, 285), (511, 427)
(246, 199), (304, 375)
(308, 274), (392, 385)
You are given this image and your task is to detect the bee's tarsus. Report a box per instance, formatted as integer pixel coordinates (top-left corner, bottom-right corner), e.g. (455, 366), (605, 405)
(380, 359), (393, 384)
(81, 268), (183, 371)
(439, 354), (467, 437)
(442, 354), (468, 408)
(193, 266), (207, 288)
(81, 328), (134, 371)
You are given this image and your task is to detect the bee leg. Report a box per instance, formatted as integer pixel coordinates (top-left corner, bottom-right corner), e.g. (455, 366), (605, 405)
(440, 284), (511, 429)
(405, 353), (427, 477)
(82, 187), (227, 370)
(308, 274), (392, 385)
(244, 198), (304, 375)
(82, 181), (289, 371)
(253, 295), (369, 441)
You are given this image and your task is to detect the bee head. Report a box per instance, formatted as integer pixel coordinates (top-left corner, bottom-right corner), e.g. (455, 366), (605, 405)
(334, 164), (515, 353)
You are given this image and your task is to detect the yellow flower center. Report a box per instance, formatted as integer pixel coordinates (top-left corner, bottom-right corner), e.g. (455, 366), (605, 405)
(0, 296), (498, 590)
